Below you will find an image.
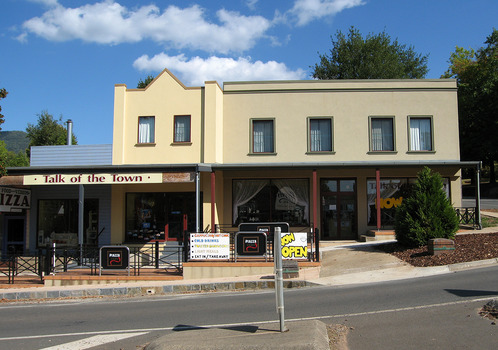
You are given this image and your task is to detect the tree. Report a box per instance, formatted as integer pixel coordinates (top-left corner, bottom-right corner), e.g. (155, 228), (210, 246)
(312, 26), (429, 79)
(395, 167), (459, 247)
(137, 75), (155, 88)
(25, 111), (77, 154)
(0, 141), (29, 177)
(442, 29), (498, 182)
(0, 88), (7, 131)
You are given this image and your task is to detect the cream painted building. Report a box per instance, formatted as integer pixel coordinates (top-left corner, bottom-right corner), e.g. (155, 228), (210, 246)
(2, 69), (478, 256)
(107, 69), (468, 243)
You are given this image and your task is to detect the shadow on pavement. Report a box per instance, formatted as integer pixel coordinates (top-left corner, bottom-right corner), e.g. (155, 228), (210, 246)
(445, 288), (498, 297)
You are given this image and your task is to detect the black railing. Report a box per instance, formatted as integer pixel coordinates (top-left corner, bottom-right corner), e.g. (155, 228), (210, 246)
(42, 245), (100, 276)
(455, 207), (479, 228)
(1, 252), (44, 284)
(129, 241), (183, 275)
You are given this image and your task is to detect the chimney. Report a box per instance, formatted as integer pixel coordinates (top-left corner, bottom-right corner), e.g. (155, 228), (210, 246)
(66, 119), (73, 145)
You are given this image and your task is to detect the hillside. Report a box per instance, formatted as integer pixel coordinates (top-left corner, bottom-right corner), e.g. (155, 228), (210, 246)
(0, 130), (29, 153)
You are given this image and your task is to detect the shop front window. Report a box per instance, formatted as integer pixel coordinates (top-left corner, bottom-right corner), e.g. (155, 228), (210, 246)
(233, 179), (309, 226)
(37, 199), (99, 247)
(125, 192), (197, 242)
(367, 177), (450, 227)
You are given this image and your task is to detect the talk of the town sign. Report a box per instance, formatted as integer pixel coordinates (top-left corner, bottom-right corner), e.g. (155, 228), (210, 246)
(23, 172), (195, 185)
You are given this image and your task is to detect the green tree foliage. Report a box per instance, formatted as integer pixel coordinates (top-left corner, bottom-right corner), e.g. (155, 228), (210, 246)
(0, 88), (7, 131)
(26, 111), (77, 154)
(312, 26), (429, 79)
(0, 141), (29, 176)
(395, 167), (459, 248)
(442, 29), (498, 182)
(137, 75), (155, 88)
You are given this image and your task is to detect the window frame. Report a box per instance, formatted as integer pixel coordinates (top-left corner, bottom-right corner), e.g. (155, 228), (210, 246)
(407, 115), (434, 152)
(250, 118), (276, 155)
(307, 117), (334, 153)
(368, 116), (396, 153)
(232, 178), (310, 227)
(173, 115), (191, 144)
(137, 116), (155, 145)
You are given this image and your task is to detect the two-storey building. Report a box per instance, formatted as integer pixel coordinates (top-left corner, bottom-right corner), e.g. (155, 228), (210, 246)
(1, 69), (479, 256)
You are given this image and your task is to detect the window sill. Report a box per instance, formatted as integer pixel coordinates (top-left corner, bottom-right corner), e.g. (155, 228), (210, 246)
(407, 150), (436, 154)
(367, 151), (397, 154)
(171, 142), (192, 146)
(135, 143), (156, 147)
(247, 152), (277, 156)
(306, 151), (335, 155)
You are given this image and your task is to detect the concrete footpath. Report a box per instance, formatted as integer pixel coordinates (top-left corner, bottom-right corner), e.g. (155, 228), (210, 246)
(1, 222), (497, 349)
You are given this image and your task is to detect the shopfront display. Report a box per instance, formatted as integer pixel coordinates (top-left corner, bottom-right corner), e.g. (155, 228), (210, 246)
(367, 178), (450, 227)
(125, 192), (198, 242)
(232, 179), (309, 226)
(37, 198), (99, 247)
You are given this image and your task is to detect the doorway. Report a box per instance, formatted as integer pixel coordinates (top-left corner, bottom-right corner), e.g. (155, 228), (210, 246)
(3, 216), (25, 255)
(320, 179), (357, 240)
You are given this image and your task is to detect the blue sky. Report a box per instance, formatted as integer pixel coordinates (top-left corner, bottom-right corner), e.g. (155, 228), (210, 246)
(1, 0), (496, 145)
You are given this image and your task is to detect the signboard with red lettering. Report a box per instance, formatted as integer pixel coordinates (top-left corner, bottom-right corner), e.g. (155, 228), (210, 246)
(236, 232), (267, 256)
(99, 246), (130, 275)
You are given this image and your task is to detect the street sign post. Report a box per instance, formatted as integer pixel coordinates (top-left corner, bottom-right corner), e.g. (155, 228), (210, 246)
(274, 227), (287, 332)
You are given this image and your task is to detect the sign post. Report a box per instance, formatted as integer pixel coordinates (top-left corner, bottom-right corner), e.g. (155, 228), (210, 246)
(274, 227), (287, 332)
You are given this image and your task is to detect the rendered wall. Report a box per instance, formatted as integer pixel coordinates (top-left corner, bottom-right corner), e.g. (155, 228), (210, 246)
(222, 80), (459, 164)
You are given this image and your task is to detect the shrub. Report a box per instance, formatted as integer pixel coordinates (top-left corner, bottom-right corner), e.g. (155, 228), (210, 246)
(395, 167), (459, 247)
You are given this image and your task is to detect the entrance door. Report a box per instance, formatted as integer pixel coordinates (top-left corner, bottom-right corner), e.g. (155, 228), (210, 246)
(165, 193), (198, 241)
(321, 179), (357, 240)
(3, 216), (25, 255)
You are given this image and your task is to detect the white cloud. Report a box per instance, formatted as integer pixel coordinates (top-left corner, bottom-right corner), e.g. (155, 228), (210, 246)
(288, 0), (365, 26)
(27, 0), (59, 6)
(21, 1), (271, 53)
(246, 0), (259, 11)
(133, 53), (307, 86)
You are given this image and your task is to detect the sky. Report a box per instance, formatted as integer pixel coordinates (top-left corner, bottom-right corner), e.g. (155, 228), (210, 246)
(0, 0), (496, 146)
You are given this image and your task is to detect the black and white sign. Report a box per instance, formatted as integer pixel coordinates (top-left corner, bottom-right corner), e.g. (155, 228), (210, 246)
(0, 187), (31, 212)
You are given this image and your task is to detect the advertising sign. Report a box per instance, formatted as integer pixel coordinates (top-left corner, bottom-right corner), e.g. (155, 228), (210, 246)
(280, 232), (308, 260)
(190, 233), (230, 260)
(0, 187), (31, 212)
(100, 246), (130, 275)
(24, 173), (164, 185)
(236, 232), (267, 256)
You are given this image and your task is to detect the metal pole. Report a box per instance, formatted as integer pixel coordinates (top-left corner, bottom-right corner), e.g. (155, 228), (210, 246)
(376, 168), (381, 231)
(476, 163), (482, 229)
(195, 171), (200, 233)
(51, 242), (56, 275)
(78, 184), (85, 265)
(274, 227), (287, 332)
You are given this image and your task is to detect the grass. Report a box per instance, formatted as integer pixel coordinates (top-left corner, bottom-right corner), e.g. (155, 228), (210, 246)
(482, 216), (498, 228)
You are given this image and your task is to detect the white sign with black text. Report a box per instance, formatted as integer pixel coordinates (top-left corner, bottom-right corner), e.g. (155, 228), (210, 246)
(0, 187), (31, 212)
(190, 233), (230, 260)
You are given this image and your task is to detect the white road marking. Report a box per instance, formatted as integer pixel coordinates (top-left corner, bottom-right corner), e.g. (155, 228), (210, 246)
(39, 332), (147, 350)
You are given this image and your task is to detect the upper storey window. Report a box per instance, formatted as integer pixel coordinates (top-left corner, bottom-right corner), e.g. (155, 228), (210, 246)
(138, 116), (155, 144)
(174, 115), (191, 143)
(370, 117), (395, 152)
(409, 116), (433, 151)
(252, 119), (275, 153)
(309, 118), (333, 152)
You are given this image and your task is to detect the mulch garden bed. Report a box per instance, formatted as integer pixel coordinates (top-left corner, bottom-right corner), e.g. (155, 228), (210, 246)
(377, 232), (498, 267)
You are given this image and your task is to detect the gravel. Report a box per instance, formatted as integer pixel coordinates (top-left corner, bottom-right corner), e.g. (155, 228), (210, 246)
(377, 232), (498, 267)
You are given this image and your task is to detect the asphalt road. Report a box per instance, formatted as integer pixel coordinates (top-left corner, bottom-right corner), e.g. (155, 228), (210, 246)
(462, 198), (498, 210)
(0, 265), (497, 349)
